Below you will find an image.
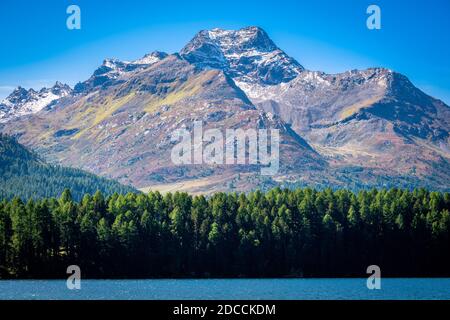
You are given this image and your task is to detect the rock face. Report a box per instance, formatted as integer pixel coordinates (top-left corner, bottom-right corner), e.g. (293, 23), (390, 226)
(1, 26), (449, 192)
(73, 51), (169, 93)
(0, 55), (323, 192)
(180, 27), (304, 85)
(0, 82), (72, 123)
(236, 67), (450, 190)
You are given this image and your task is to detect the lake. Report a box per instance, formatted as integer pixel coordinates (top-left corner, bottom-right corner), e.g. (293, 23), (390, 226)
(0, 278), (449, 300)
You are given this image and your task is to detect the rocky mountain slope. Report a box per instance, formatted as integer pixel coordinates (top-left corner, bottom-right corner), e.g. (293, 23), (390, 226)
(1, 26), (449, 192)
(73, 51), (168, 93)
(238, 68), (450, 184)
(0, 82), (72, 123)
(180, 27), (303, 85)
(0, 54), (324, 193)
(180, 27), (450, 191)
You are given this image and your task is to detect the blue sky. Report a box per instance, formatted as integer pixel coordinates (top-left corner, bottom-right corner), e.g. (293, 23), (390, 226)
(0, 0), (449, 104)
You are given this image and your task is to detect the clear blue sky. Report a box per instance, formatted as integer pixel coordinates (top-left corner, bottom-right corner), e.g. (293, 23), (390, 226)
(1, 0), (449, 104)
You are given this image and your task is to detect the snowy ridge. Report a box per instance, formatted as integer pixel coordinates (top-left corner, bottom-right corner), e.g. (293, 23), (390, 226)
(74, 51), (169, 93)
(133, 51), (168, 65)
(237, 68), (394, 102)
(180, 26), (304, 85)
(0, 82), (72, 123)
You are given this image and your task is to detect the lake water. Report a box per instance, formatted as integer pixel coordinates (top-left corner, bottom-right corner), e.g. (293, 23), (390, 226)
(0, 278), (449, 300)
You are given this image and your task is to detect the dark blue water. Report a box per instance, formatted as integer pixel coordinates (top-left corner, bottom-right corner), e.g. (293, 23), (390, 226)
(0, 278), (449, 300)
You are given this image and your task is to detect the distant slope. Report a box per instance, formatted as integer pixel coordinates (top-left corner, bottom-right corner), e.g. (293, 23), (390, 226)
(0, 134), (137, 201)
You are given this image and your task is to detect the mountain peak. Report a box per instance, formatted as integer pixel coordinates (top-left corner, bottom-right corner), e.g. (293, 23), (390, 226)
(0, 83), (72, 123)
(206, 26), (277, 52)
(11, 85), (28, 93)
(100, 52), (169, 69)
(49, 82), (72, 96)
(4, 86), (30, 105)
(180, 26), (304, 85)
(133, 51), (168, 65)
(74, 51), (169, 94)
(101, 58), (126, 70)
(52, 81), (70, 89)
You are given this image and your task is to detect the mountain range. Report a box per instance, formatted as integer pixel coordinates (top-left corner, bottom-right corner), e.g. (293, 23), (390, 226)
(0, 26), (449, 193)
(0, 82), (72, 123)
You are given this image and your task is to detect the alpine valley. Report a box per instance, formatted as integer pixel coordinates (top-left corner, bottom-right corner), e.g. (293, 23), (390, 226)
(1, 27), (449, 194)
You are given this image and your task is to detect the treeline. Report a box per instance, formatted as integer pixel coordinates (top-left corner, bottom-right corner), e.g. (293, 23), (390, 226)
(0, 134), (136, 201)
(0, 187), (449, 278)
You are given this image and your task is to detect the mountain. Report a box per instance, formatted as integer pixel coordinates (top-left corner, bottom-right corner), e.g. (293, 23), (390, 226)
(0, 26), (449, 193)
(235, 67), (450, 191)
(180, 27), (303, 85)
(0, 54), (325, 193)
(0, 82), (72, 123)
(181, 27), (450, 191)
(74, 51), (168, 93)
(0, 134), (137, 201)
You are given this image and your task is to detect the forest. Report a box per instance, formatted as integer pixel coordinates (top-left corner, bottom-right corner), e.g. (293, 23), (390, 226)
(0, 134), (136, 200)
(0, 187), (449, 278)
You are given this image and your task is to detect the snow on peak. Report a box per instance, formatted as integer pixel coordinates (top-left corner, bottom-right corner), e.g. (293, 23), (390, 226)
(207, 26), (278, 53)
(180, 26), (304, 85)
(101, 51), (168, 71)
(103, 58), (125, 69)
(132, 51), (168, 65)
(74, 51), (169, 93)
(0, 83), (73, 123)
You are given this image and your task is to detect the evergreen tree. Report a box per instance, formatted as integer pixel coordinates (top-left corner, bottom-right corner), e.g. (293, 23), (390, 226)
(0, 187), (449, 279)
